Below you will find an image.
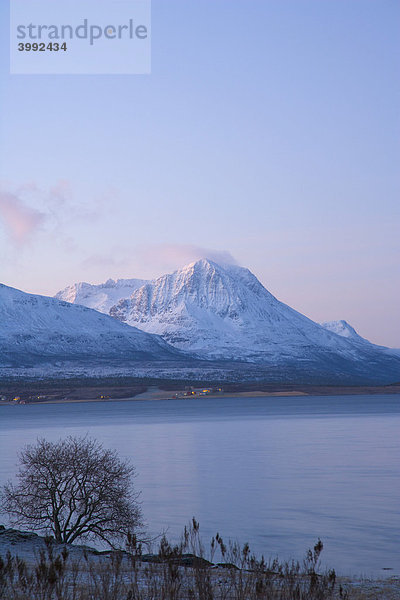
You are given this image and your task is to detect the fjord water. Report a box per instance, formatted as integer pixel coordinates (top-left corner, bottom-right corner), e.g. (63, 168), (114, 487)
(0, 394), (399, 577)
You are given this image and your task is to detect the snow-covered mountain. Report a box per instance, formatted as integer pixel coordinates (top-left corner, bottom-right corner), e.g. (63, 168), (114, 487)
(55, 278), (147, 314)
(108, 259), (400, 382)
(108, 259), (356, 359)
(16, 259), (398, 383)
(0, 283), (179, 367)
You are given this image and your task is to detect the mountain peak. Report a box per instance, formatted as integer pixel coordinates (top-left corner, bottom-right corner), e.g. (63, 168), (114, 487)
(180, 257), (232, 275)
(173, 258), (259, 288)
(179, 258), (216, 275)
(320, 320), (368, 343)
(186, 257), (215, 268)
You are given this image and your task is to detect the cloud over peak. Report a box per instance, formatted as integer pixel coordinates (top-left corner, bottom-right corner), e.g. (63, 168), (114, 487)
(136, 244), (238, 271)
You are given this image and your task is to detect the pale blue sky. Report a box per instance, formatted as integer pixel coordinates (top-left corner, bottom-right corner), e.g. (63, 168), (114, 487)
(0, 1), (399, 346)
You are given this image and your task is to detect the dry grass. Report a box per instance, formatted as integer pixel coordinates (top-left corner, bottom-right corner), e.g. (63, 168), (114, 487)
(0, 519), (350, 600)
(1, 519), (398, 599)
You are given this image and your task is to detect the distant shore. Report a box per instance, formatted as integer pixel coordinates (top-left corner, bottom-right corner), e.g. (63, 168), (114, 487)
(0, 382), (399, 406)
(34, 389), (310, 404)
(0, 389), (308, 405)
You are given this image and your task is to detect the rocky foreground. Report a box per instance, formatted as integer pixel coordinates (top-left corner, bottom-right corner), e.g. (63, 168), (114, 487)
(1, 526), (399, 599)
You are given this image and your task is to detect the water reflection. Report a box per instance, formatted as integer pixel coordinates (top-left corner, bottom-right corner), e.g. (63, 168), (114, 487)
(0, 394), (399, 578)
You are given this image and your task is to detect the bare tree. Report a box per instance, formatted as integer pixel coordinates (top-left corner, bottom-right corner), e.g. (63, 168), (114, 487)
(0, 436), (143, 548)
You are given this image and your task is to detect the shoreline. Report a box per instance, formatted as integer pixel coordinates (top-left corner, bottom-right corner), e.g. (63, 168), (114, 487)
(1, 385), (400, 406)
(0, 390), (310, 405)
(50, 389), (309, 404)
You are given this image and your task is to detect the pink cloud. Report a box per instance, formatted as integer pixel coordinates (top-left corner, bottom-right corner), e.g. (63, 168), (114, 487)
(0, 191), (45, 244)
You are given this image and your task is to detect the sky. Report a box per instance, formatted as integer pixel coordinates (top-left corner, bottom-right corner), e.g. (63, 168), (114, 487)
(0, 0), (399, 347)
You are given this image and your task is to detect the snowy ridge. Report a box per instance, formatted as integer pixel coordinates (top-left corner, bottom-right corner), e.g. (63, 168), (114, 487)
(320, 320), (373, 344)
(0, 283), (179, 366)
(55, 278), (147, 314)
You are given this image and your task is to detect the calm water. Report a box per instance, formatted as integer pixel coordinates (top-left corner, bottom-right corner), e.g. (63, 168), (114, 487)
(0, 394), (399, 577)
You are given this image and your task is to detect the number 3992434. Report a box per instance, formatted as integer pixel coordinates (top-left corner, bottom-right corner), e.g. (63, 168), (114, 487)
(18, 42), (67, 52)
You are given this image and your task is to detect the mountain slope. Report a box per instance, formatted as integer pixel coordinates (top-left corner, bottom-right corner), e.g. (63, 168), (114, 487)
(109, 259), (400, 383)
(321, 319), (400, 358)
(0, 283), (179, 367)
(55, 278), (147, 314)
